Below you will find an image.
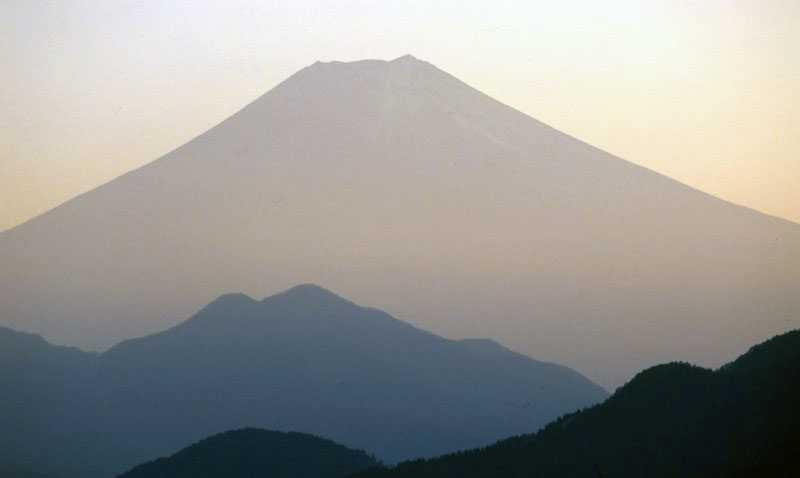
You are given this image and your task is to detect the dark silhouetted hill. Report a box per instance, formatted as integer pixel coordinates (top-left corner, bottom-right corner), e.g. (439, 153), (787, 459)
(351, 329), (800, 477)
(0, 285), (606, 478)
(116, 428), (378, 478)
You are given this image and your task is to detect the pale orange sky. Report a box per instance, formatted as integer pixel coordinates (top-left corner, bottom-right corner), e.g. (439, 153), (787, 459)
(2, 0), (799, 231)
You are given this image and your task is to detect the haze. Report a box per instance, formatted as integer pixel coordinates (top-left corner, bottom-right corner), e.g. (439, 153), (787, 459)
(2, 0), (799, 231)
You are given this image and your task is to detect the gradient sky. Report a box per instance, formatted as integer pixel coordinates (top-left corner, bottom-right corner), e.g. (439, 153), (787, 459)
(1, 0), (798, 232)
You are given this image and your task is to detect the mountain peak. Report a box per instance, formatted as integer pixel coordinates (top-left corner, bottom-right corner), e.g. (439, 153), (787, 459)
(172, 292), (258, 329)
(309, 54), (424, 67)
(267, 283), (352, 308)
(280, 282), (332, 295)
(206, 292), (257, 309)
(391, 53), (421, 63)
(388, 53), (436, 73)
(292, 54), (435, 87)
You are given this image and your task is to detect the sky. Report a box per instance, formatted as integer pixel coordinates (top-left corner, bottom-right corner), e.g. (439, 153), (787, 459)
(1, 0), (799, 232)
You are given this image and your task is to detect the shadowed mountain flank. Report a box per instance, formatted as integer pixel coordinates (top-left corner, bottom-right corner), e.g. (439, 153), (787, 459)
(1, 56), (797, 389)
(0, 285), (606, 478)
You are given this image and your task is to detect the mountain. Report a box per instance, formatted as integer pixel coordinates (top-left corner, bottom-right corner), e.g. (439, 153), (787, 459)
(1, 55), (797, 389)
(0, 285), (607, 478)
(351, 329), (800, 477)
(115, 428), (378, 478)
(0, 463), (63, 478)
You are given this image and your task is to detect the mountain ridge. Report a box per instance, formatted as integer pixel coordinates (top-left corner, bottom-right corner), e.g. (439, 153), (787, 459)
(0, 284), (607, 478)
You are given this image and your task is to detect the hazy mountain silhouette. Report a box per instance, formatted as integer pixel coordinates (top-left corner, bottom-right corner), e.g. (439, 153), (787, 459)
(351, 329), (800, 477)
(0, 285), (606, 478)
(115, 428), (378, 478)
(1, 56), (797, 388)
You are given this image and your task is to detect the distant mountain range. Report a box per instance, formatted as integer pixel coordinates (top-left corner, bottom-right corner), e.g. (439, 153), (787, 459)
(0, 285), (606, 478)
(116, 428), (378, 478)
(1, 55), (797, 389)
(351, 329), (800, 477)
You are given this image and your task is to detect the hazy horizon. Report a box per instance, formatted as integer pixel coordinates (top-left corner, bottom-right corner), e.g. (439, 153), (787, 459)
(2, 1), (799, 231)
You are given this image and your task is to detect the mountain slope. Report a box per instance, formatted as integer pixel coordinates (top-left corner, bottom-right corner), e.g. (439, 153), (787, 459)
(116, 428), (378, 478)
(0, 285), (606, 478)
(1, 56), (797, 389)
(0, 463), (63, 478)
(351, 329), (800, 477)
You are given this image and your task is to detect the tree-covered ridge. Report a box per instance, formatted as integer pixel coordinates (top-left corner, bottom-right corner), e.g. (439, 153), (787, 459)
(352, 329), (800, 477)
(116, 428), (379, 478)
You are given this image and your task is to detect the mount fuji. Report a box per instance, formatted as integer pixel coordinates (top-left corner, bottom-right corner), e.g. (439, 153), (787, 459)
(1, 55), (798, 388)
